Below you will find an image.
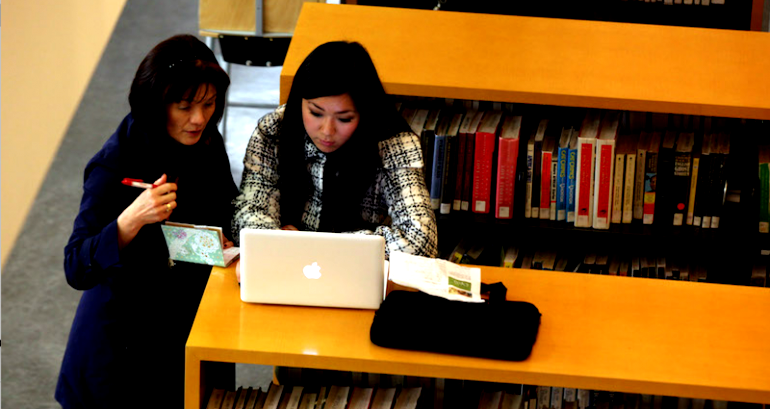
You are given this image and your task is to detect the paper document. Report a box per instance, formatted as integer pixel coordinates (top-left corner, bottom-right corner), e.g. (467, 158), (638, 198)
(388, 251), (483, 303)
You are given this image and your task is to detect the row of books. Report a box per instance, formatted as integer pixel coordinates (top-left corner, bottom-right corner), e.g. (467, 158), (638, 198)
(449, 241), (710, 282)
(206, 381), (746, 409)
(636, 0), (725, 5)
(206, 383), (422, 409)
(400, 99), (733, 232)
(523, 111), (731, 231)
(516, 386), (735, 409)
(447, 237), (770, 287)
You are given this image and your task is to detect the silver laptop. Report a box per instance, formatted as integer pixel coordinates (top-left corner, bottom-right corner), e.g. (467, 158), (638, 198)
(239, 228), (386, 309)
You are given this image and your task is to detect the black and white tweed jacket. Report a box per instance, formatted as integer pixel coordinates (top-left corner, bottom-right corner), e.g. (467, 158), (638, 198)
(232, 105), (438, 258)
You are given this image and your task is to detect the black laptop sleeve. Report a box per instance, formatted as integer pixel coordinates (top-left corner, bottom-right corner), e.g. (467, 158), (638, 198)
(370, 283), (541, 361)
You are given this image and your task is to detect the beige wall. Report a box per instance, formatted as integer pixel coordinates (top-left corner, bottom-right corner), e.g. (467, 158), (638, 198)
(1, 0), (128, 268)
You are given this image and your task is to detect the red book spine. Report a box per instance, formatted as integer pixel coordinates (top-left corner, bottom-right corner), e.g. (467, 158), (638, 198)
(461, 133), (475, 211)
(540, 151), (552, 213)
(453, 132), (468, 211)
(472, 132), (496, 213)
(596, 144), (614, 224)
(577, 143), (594, 219)
(495, 138), (519, 219)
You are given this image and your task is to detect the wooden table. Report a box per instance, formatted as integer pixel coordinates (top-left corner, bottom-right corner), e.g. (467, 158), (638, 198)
(185, 265), (770, 408)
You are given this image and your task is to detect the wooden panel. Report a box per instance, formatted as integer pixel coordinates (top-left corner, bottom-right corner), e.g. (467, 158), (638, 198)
(199, 0), (322, 35)
(1, 0), (127, 268)
(186, 265), (770, 408)
(200, 0), (256, 34)
(265, 0), (322, 34)
(281, 4), (770, 119)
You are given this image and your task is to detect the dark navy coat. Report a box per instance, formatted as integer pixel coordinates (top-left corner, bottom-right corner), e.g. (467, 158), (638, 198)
(56, 114), (238, 408)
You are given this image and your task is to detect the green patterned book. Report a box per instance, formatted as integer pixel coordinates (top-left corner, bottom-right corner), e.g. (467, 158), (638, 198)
(161, 222), (239, 267)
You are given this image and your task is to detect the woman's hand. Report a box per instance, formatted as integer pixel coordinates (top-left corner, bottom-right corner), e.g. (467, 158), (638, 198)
(281, 225), (299, 231)
(235, 260), (241, 283)
(117, 174), (177, 248)
(222, 239), (234, 249)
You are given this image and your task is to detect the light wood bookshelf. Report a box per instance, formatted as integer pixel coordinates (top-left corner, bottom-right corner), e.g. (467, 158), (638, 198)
(280, 3), (770, 119)
(184, 4), (770, 408)
(185, 264), (770, 408)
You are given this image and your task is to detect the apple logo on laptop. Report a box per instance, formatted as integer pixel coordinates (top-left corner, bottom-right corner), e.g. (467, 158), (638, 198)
(303, 262), (322, 279)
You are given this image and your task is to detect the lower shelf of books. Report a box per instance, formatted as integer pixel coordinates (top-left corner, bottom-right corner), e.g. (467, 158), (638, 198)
(204, 373), (765, 409)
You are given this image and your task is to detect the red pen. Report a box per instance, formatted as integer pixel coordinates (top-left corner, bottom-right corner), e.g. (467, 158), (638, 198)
(122, 178), (158, 189)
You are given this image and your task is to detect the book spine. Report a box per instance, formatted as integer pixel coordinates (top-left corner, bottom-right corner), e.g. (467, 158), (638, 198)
(557, 146), (568, 221)
(622, 153), (636, 224)
(686, 156), (700, 225)
(711, 151), (728, 229)
(703, 151), (722, 229)
(461, 132), (476, 211)
(540, 150), (553, 220)
(567, 147), (578, 223)
(575, 139), (596, 227)
(693, 152), (711, 227)
(430, 135), (447, 210)
(593, 139), (615, 230)
(422, 130), (435, 191)
(532, 139), (543, 218)
(655, 141), (676, 227)
(672, 151), (692, 226)
(643, 151), (658, 225)
(440, 134), (458, 214)
(633, 149), (647, 220)
(760, 162), (770, 233)
(537, 387), (551, 409)
(472, 132), (496, 213)
(612, 152), (625, 225)
(550, 152), (558, 220)
(525, 142), (534, 218)
(495, 138), (519, 219)
(453, 133), (467, 211)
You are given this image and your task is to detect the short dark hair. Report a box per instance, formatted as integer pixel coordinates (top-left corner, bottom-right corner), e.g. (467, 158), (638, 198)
(278, 41), (411, 230)
(128, 34), (229, 135)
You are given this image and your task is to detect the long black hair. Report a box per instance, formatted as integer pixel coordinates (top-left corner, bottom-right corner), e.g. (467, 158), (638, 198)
(128, 34), (229, 138)
(278, 41), (411, 232)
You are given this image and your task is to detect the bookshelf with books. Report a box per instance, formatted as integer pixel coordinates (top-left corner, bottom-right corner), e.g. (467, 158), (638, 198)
(184, 3), (770, 409)
(281, 3), (770, 286)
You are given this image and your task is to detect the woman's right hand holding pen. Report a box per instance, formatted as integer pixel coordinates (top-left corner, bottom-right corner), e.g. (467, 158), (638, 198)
(117, 174), (177, 248)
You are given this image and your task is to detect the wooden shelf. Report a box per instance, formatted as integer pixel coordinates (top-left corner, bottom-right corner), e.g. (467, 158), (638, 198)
(185, 265), (770, 408)
(280, 4), (770, 119)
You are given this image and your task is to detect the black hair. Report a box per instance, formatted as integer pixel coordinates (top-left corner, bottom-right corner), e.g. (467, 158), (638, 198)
(278, 41), (411, 231)
(128, 34), (229, 138)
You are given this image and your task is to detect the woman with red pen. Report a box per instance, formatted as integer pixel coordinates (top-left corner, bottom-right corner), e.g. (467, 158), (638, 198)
(57, 35), (237, 408)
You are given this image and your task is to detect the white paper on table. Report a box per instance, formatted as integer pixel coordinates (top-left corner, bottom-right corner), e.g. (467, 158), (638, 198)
(388, 251), (483, 303)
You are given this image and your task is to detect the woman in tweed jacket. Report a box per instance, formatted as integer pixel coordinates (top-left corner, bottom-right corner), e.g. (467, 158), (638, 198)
(232, 41), (437, 276)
